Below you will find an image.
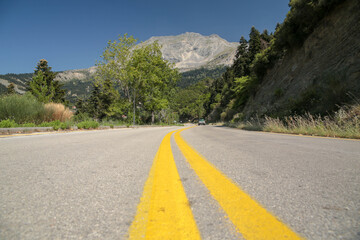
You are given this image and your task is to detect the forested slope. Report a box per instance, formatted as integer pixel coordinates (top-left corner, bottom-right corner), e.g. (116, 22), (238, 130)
(204, 0), (359, 122)
(243, 0), (360, 118)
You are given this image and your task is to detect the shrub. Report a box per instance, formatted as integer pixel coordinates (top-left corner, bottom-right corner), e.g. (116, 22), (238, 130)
(76, 120), (99, 129)
(39, 120), (73, 130)
(0, 119), (17, 128)
(21, 123), (36, 127)
(73, 112), (91, 122)
(44, 103), (73, 122)
(0, 93), (46, 124)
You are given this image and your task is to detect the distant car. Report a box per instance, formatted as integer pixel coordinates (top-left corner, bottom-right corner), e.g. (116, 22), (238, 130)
(198, 119), (206, 125)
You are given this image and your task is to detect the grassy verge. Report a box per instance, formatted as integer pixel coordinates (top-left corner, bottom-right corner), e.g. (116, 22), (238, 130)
(228, 105), (360, 139)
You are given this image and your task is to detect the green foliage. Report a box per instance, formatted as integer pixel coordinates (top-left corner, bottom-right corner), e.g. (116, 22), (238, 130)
(204, 0), (345, 123)
(128, 41), (179, 123)
(95, 34), (180, 124)
(38, 120), (71, 130)
(72, 112), (91, 122)
(0, 93), (47, 124)
(172, 78), (212, 122)
(233, 36), (250, 77)
(232, 76), (255, 108)
(63, 79), (93, 104)
(28, 70), (55, 103)
(248, 27), (262, 62)
(76, 120), (99, 129)
(178, 66), (227, 88)
(205, 26), (269, 122)
(75, 78), (125, 121)
(0, 119), (17, 128)
(27, 59), (66, 103)
(275, 0), (343, 50)
(251, 0), (344, 83)
(251, 41), (281, 79)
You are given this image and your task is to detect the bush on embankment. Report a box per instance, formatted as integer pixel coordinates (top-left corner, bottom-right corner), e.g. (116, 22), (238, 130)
(0, 93), (74, 128)
(0, 93), (47, 124)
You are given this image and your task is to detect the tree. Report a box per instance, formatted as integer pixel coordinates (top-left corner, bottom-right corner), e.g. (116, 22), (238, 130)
(28, 70), (54, 103)
(233, 36), (250, 77)
(127, 42), (179, 123)
(96, 34), (179, 124)
(248, 26), (262, 62)
(27, 59), (66, 103)
(87, 82), (102, 119)
(6, 83), (16, 94)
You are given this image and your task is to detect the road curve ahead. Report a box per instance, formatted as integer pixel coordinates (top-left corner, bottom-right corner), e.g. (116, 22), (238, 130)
(0, 126), (359, 239)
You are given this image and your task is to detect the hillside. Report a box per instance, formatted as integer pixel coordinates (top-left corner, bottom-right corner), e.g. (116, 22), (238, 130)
(243, 0), (360, 118)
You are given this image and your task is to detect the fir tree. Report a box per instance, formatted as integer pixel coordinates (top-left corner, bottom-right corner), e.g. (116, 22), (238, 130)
(248, 26), (262, 62)
(28, 59), (66, 103)
(233, 36), (250, 77)
(88, 82), (102, 120)
(28, 70), (54, 103)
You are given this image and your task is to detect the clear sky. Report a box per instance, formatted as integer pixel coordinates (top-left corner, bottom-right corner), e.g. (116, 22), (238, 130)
(0, 0), (290, 74)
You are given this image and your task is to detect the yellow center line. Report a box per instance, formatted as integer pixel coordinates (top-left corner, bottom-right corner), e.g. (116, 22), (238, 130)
(174, 127), (304, 240)
(128, 128), (200, 240)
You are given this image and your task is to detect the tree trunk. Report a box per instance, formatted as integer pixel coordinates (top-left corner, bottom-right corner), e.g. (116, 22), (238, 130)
(152, 111), (155, 124)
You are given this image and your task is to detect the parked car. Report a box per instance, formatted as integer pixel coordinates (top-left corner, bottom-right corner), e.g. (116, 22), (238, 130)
(198, 119), (206, 125)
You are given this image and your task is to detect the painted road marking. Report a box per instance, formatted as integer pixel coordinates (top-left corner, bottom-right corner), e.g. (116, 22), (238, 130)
(175, 128), (303, 240)
(128, 129), (200, 239)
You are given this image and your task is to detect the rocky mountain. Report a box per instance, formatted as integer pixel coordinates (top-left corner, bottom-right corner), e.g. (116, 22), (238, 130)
(141, 32), (238, 72)
(0, 33), (237, 99)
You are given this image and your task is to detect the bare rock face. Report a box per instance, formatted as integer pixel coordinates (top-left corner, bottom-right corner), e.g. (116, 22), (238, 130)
(243, 0), (360, 118)
(142, 32), (238, 72)
(55, 66), (97, 82)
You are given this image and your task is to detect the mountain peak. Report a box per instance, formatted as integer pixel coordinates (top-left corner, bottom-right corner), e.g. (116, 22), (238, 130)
(143, 32), (238, 72)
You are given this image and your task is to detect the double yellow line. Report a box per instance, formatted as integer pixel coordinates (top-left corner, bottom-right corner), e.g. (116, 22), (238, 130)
(128, 127), (303, 239)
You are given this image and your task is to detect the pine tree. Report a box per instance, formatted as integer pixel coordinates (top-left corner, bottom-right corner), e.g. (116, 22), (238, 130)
(28, 59), (66, 103)
(248, 26), (262, 62)
(6, 83), (16, 94)
(88, 82), (103, 120)
(233, 36), (250, 77)
(28, 70), (54, 103)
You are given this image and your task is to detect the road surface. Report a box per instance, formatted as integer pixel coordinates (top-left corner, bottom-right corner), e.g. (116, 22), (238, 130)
(0, 126), (359, 239)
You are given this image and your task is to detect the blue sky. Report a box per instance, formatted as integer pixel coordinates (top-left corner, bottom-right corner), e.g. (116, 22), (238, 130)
(0, 0), (290, 74)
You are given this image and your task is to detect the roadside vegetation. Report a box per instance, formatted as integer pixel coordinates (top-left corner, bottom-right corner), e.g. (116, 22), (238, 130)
(226, 104), (360, 139)
(0, 35), (181, 131)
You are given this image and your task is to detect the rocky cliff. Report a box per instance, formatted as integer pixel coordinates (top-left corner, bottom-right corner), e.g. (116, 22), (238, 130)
(142, 32), (238, 72)
(243, 0), (360, 117)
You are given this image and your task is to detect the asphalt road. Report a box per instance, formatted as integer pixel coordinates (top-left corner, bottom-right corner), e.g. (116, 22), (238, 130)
(0, 126), (359, 239)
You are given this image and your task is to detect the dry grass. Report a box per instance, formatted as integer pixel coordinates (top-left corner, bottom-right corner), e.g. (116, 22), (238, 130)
(44, 103), (73, 122)
(234, 104), (360, 139)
